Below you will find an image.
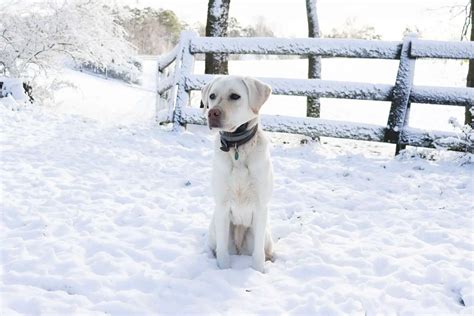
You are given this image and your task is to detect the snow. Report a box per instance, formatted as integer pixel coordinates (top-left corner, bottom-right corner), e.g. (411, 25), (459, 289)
(188, 74), (394, 101)
(411, 85), (474, 107)
(191, 36), (474, 61)
(411, 39), (474, 59)
(157, 44), (181, 72)
(191, 37), (402, 59)
(0, 77), (29, 102)
(188, 75), (473, 107)
(172, 32), (196, 129)
(207, 0), (228, 36)
(183, 107), (471, 151)
(210, 0), (223, 17)
(1, 101), (473, 314)
(385, 36), (416, 139)
(1, 52), (472, 314)
(54, 66), (156, 125)
(0, 1), (134, 78)
(183, 107), (386, 141)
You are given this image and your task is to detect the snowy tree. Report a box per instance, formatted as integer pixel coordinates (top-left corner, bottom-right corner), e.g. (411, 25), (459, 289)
(243, 16), (274, 37)
(465, 0), (473, 127)
(205, 0), (231, 74)
(195, 16), (274, 61)
(119, 7), (184, 55)
(198, 16), (274, 38)
(325, 18), (382, 40)
(0, 0), (135, 81)
(306, 0), (322, 118)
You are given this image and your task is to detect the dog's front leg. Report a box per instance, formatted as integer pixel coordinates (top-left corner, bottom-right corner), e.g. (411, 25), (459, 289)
(252, 204), (267, 273)
(214, 204), (231, 269)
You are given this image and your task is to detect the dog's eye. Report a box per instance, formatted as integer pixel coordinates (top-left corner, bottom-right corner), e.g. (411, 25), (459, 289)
(230, 93), (240, 100)
(209, 93), (216, 100)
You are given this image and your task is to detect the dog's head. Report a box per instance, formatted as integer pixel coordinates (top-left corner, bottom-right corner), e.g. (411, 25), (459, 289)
(201, 76), (272, 132)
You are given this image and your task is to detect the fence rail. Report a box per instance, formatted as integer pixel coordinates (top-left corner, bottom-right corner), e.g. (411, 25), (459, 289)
(156, 32), (474, 153)
(411, 39), (474, 59)
(190, 37), (403, 59)
(181, 108), (468, 151)
(186, 75), (474, 106)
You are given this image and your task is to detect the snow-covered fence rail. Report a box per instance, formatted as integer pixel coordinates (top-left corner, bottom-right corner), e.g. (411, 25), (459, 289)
(185, 75), (472, 106)
(157, 32), (474, 153)
(190, 37), (402, 59)
(411, 39), (474, 59)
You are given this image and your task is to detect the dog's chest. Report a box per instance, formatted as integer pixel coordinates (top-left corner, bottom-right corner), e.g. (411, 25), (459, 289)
(228, 160), (256, 227)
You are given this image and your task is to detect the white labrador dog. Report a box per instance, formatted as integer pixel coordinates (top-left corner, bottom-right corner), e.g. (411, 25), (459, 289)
(202, 75), (274, 273)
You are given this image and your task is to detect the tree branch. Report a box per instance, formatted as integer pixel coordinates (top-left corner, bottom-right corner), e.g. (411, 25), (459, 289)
(461, 2), (472, 40)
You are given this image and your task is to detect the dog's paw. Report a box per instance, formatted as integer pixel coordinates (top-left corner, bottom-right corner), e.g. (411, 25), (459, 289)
(251, 257), (265, 273)
(216, 254), (231, 269)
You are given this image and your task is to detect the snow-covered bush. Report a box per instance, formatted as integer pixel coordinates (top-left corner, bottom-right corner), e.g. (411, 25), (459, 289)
(446, 117), (474, 153)
(0, 77), (33, 110)
(79, 58), (142, 84)
(0, 77), (30, 101)
(0, 0), (136, 92)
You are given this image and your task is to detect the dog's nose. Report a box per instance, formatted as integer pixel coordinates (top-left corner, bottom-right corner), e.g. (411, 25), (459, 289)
(208, 108), (221, 118)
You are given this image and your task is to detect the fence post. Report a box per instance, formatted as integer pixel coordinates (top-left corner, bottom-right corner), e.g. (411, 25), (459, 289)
(173, 31), (196, 131)
(384, 35), (417, 154)
(156, 58), (172, 124)
(156, 59), (163, 123)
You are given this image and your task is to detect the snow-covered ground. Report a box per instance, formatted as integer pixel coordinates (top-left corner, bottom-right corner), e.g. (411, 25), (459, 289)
(1, 102), (473, 315)
(53, 59), (157, 125)
(1, 62), (473, 314)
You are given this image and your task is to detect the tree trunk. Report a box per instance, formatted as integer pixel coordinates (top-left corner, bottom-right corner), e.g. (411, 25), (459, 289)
(466, 0), (473, 127)
(205, 0), (231, 75)
(306, 0), (322, 117)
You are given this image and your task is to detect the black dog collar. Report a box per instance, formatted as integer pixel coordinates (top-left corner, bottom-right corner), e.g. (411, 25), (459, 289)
(219, 122), (258, 159)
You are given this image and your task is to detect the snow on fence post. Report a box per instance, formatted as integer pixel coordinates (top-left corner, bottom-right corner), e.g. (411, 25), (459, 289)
(172, 31), (196, 131)
(384, 35), (417, 154)
(166, 43), (184, 123)
(156, 44), (179, 123)
(156, 59), (164, 123)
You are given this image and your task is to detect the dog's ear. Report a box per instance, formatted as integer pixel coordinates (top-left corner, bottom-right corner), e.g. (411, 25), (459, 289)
(241, 77), (272, 114)
(201, 81), (211, 109)
(201, 77), (218, 113)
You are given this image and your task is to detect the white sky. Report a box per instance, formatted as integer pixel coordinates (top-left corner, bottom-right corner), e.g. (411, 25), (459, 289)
(125, 0), (468, 40)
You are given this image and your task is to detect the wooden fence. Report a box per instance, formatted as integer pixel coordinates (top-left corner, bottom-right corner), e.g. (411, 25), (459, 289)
(156, 31), (474, 153)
